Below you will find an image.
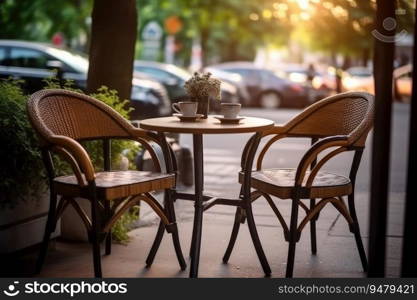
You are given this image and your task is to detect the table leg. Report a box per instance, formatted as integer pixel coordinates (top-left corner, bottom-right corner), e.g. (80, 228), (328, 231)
(190, 134), (204, 278)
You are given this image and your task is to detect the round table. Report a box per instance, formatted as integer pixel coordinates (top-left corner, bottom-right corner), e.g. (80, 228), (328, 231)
(140, 115), (274, 134)
(140, 116), (274, 277)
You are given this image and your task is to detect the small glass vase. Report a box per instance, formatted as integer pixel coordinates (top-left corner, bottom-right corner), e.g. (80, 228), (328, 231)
(196, 96), (209, 119)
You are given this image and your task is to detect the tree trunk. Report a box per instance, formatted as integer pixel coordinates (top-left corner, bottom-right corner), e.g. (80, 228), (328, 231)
(87, 0), (137, 100)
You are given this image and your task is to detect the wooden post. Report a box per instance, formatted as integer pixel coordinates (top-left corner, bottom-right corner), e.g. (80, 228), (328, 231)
(401, 6), (417, 278)
(368, 0), (396, 277)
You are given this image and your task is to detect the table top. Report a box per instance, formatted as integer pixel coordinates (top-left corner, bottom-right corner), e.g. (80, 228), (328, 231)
(139, 116), (275, 134)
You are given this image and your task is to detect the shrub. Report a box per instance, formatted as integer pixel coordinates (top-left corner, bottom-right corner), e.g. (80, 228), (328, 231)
(0, 77), (140, 243)
(0, 79), (45, 207)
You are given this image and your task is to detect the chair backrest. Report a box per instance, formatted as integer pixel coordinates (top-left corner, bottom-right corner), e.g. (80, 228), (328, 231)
(27, 89), (134, 145)
(283, 92), (374, 146)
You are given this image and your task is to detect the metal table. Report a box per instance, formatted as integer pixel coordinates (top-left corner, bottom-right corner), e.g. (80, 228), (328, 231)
(140, 115), (274, 277)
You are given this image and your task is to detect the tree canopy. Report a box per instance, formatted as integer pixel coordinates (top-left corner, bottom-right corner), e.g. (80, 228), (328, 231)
(137, 0), (294, 64)
(1, 0), (414, 66)
(0, 0), (92, 50)
(294, 0), (414, 65)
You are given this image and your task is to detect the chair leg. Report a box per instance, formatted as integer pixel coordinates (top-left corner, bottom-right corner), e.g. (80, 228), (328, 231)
(105, 201), (112, 255)
(223, 207), (243, 263)
(90, 187), (102, 278)
(105, 232), (112, 255)
(91, 232), (102, 278)
(146, 221), (165, 268)
(310, 198), (317, 255)
(36, 191), (57, 274)
(170, 224), (187, 270)
(286, 196), (300, 278)
(246, 203), (271, 276)
(165, 191), (187, 270)
(348, 194), (368, 272)
(189, 236), (195, 258)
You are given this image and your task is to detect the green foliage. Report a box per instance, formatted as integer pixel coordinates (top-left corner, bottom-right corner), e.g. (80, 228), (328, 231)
(90, 86), (133, 119)
(298, 0), (415, 60)
(0, 79), (45, 207)
(2, 0), (414, 66)
(0, 77), (140, 242)
(111, 205), (140, 244)
(137, 0), (293, 64)
(0, 0), (93, 50)
(42, 77), (83, 93)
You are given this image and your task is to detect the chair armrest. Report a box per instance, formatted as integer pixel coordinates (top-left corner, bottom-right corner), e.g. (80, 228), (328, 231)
(239, 123), (288, 171)
(129, 128), (166, 172)
(261, 124), (287, 137)
(49, 135), (96, 182)
(294, 135), (349, 186)
(253, 125), (288, 170)
(51, 146), (87, 186)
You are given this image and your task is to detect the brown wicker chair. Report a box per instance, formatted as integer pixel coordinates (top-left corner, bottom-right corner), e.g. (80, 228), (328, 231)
(223, 91), (374, 277)
(27, 89), (186, 277)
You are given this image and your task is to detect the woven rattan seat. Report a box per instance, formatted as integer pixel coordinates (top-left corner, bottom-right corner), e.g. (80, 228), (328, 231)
(239, 169), (351, 199)
(27, 89), (186, 277)
(54, 171), (175, 200)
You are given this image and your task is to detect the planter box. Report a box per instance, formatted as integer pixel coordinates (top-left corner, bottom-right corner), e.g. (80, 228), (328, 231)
(60, 197), (90, 242)
(0, 190), (60, 253)
(61, 194), (163, 240)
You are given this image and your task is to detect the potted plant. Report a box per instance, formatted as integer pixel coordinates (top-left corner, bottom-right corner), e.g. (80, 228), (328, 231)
(184, 72), (221, 118)
(0, 79), (53, 253)
(0, 78), (142, 253)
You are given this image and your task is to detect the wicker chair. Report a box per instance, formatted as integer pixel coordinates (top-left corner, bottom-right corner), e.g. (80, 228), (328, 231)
(223, 92), (374, 277)
(27, 89), (186, 277)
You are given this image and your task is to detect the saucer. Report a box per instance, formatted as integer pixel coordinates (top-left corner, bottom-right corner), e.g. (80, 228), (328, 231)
(173, 113), (204, 122)
(214, 116), (245, 124)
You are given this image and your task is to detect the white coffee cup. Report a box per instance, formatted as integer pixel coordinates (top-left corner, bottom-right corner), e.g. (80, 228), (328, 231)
(221, 103), (241, 119)
(172, 101), (197, 117)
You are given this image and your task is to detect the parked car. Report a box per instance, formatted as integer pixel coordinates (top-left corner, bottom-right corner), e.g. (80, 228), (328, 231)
(394, 64), (412, 103)
(133, 60), (239, 112)
(275, 64), (331, 102)
(342, 67), (374, 94)
(207, 61), (312, 108)
(0, 40), (171, 119)
(312, 67), (338, 92)
(276, 64), (312, 84)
